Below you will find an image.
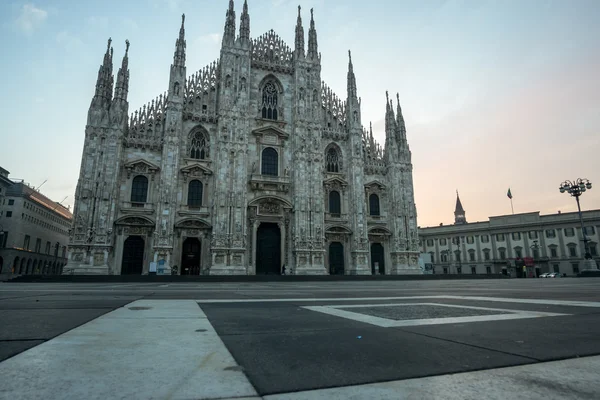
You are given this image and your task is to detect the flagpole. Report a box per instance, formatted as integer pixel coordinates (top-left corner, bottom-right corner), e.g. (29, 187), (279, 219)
(510, 198), (514, 215)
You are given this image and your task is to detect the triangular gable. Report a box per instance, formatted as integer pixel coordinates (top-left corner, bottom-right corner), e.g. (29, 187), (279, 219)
(323, 176), (348, 188)
(252, 126), (289, 139)
(180, 163), (213, 176)
(364, 180), (387, 190)
(252, 30), (293, 65)
(123, 159), (160, 178)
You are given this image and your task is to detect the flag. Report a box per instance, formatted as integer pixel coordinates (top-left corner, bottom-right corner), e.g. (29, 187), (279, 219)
(507, 188), (513, 199)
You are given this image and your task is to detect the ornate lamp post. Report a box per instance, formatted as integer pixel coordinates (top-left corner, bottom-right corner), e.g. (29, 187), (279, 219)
(530, 240), (540, 277)
(452, 237), (462, 274)
(559, 178), (595, 267)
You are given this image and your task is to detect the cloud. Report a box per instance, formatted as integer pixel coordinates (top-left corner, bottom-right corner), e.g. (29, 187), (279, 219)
(197, 33), (221, 44)
(86, 16), (109, 30)
(122, 17), (138, 31)
(56, 31), (84, 51)
(15, 4), (47, 35)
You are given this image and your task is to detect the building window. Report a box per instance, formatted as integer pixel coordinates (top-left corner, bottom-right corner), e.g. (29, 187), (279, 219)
(467, 236), (474, 244)
(440, 238), (447, 246)
(471, 266), (476, 274)
(131, 175), (149, 203)
(429, 252), (435, 263)
(457, 267), (462, 274)
(441, 253), (448, 263)
(568, 246), (577, 257)
(546, 229), (556, 238)
(499, 248), (506, 260)
(496, 233), (505, 242)
(572, 263), (579, 274)
(512, 232), (521, 240)
(583, 226), (596, 235)
(550, 247), (558, 258)
(484, 250), (490, 261)
(443, 267), (448, 274)
(189, 130), (209, 159)
(8, 199), (14, 205)
(553, 264), (560, 273)
(23, 235), (30, 250)
(481, 235), (489, 243)
(469, 251), (475, 261)
(369, 194), (380, 216)
(35, 238), (41, 253)
(325, 146), (341, 173)
(426, 239), (433, 247)
(328, 190), (341, 215)
(515, 248), (522, 258)
(486, 266), (491, 274)
(454, 251), (461, 262)
(261, 81), (278, 120)
(261, 147), (279, 176)
(564, 228), (575, 237)
(6, 211), (12, 218)
(45, 241), (51, 254)
(187, 180), (203, 208)
(528, 231), (538, 239)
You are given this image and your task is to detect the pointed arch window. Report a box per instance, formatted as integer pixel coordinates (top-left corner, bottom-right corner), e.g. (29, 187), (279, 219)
(261, 147), (278, 176)
(131, 175), (148, 203)
(369, 193), (380, 216)
(261, 82), (278, 120)
(189, 130), (209, 159)
(188, 180), (203, 208)
(329, 190), (341, 215)
(326, 147), (340, 173)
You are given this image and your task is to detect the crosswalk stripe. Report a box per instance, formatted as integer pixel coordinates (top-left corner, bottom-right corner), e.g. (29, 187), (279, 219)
(0, 300), (257, 400)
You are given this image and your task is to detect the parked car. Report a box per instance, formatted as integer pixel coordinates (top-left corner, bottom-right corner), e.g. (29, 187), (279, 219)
(539, 273), (550, 278)
(548, 272), (562, 278)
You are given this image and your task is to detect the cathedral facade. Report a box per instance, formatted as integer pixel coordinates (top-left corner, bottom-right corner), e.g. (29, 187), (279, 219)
(65, 1), (421, 276)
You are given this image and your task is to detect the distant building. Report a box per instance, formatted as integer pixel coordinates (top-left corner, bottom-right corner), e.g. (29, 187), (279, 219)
(0, 177), (73, 276)
(419, 197), (599, 277)
(454, 191), (467, 225)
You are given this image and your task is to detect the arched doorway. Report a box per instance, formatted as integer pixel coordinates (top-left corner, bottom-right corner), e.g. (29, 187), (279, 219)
(329, 242), (345, 275)
(371, 243), (385, 275)
(19, 258), (26, 274)
(122, 236), (145, 275)
(256, 223), (281, 275)
(26, 259), (32, 275)
(181, 238), (201, 275)
(13, 257), (19, 274)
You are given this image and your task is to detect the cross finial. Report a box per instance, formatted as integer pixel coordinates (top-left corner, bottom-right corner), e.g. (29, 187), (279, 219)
(125, 39), (130, 54)
(348, 50), (352, 62)
(311, 8), (314, 19)
(182, 13), (185, 25)
(298, 5), (301, 16)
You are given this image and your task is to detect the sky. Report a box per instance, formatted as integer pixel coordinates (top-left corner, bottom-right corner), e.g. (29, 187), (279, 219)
(0, 0), (599, 227)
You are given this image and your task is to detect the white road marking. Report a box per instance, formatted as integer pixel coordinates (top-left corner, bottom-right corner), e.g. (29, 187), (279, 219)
(302, 303), (567, 327)
(264, 355), (600, 400)
(196, 295), (600, 307)
(0, 300), (257, 400)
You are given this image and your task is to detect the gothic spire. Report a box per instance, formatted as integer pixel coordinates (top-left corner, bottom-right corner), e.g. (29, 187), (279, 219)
(173, 14), (186, 67)
(223, 0), (236, 45)
(454, 191), (467, 224)
(307, 8), (318, 60)
(94, 37), (114, 102)
(396, 92), (407, 141)
(294, 5), (305, 59)
(114, 40), (130, 101)
(239, 0), (250, 43)
(347, 50), (357, 99)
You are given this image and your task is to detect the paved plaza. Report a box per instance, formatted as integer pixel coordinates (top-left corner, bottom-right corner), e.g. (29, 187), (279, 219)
(1, 279), (600, 399)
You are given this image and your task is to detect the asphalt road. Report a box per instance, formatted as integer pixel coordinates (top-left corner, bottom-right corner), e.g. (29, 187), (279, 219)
(1, 279), (600, 398)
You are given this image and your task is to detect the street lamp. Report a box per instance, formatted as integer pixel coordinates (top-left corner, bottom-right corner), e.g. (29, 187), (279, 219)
(559, 178), (595, 265)
(452, 237), (462, 274)
(530, 240), (540, 277)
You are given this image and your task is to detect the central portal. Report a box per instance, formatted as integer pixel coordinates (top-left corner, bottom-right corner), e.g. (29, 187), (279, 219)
(256, 222), (281, 275)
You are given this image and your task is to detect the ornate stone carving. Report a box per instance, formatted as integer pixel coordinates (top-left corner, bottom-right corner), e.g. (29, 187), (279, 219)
(259, 201), (281, 215)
